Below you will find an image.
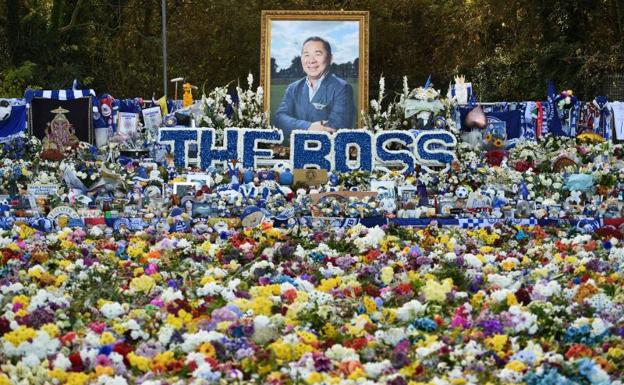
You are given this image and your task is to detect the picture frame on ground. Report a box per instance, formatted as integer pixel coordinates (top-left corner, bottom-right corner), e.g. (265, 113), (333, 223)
(142, 106), (162, 129)
(260, 10), (369, 141)
(118, 112), (139, 136)
(186, 174), (213, 188)
(173, 182), (195, 197)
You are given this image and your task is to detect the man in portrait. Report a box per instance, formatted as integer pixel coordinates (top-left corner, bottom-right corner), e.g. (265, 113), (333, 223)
(275, 36), (356, 137)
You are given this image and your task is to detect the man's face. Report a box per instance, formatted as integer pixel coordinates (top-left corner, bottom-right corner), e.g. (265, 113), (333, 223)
(301, 40), (330, 79)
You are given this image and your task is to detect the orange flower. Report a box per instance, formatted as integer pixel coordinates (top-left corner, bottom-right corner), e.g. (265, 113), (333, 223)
(338, 360), (363, 376)
(565, 344), (593, 360)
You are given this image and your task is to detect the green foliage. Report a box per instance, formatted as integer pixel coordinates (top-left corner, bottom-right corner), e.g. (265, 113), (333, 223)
(0, 0), (622, 100)
(0, 61), (39, 97)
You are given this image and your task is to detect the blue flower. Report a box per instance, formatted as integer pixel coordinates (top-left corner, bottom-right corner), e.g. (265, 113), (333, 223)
(413, 317), (437, 332)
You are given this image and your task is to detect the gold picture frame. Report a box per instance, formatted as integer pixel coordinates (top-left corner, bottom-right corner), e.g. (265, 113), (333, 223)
(260, 10), (369, 132)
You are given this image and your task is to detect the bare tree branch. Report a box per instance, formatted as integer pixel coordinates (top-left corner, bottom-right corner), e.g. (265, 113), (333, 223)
(59, 0), (85, 32)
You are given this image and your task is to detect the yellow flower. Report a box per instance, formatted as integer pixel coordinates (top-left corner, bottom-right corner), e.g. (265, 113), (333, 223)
(199, 240), (212, 255)
(65, 372), (90, 385)
(380, 266), (394, 285)
(55, 274), (68, 286)
(322, 324), (338, 339)
(199, 342), (216, 357)
(306, 372), (324, 384)
(363, 296), (377, 314)
(501, 259), (516, 271)
(423, 278), (453, 302)
(127, 240), (147, 259)
(99, 331), (116, 345)
(27, 265), (44, 279)
(112, 322), (127, 335)
(0, 373), (11, 385)
(506, 293), (518, 306)
(293, 342), (313, 359)
(270, 341), (292, 361)
(505, 360), (526, 371)
(12, 294), (29, 306)
(42, 323), (60, 338)
(166, 309), (193, 330)
(249, 297), (273, 316)
(608, 347), (623, 358)
(152, 351), (175, 368)
(130, 275), (155, 293)
(317, 277), (341, 292)
(3, 326), (37, 346)
(348, 367), (366, 380)
(94, 365), (115, 377)
(485, 334), (508, 353)
(127, 352), (151, 372)
(298, 331), (318, 345)
(48, 368), (68, 382)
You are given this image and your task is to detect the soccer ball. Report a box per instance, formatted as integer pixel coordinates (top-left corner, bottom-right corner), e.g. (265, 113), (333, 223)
(455, 186), (470, 199)
(0, 99), (12, 121)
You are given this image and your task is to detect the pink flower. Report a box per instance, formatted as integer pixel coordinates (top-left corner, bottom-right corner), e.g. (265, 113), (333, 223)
(145, 263), (158, 275)
(150, 298), (165, 307)
(89, 321), (107, 334)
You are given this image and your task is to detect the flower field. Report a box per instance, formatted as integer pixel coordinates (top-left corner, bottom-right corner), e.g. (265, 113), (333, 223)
(1, 222), (623, 385)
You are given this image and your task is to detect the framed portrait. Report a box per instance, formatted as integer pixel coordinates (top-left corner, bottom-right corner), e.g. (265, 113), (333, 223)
(260, 10), (369, 140)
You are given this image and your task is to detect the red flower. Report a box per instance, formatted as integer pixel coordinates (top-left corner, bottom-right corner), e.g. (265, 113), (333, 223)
(68, 352), (84, 372)
(485, 150), (507, 166)
(282, 289), (297, 303)
(395, 283), (414, 296)
(113, 342), (134, 365)
(59, 332), (77, 345)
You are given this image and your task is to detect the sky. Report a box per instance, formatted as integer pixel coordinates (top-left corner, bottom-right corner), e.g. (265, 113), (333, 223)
(270, 20), (359, 70)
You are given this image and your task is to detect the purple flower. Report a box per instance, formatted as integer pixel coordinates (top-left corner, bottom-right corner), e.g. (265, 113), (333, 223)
(479, 319), (503, 336)
(313, 354), (332, 372)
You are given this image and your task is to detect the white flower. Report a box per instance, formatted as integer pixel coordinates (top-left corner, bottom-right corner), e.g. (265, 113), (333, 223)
(53, 353), (72, 370)
(100, 302), (125, 319)
(396, 300), (425, 322)
(375, 327), (407, 346)
(181, 331), (226, 352)
(326, 344), (359, 362)
(363, 360), (392, 378)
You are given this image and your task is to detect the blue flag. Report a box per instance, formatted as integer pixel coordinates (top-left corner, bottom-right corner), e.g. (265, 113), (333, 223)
(0, 104), (26, 140)
(545, 81), (566, 136)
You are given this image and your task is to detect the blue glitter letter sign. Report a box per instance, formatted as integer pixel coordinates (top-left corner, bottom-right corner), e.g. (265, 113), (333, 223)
(290, 130), (333, 169)
(240, 129), (283, 169)
(375, 131), (416, 175)
(334, 130), (373, 172)
(200, 128), (239, 169)
(159, 128), (198, 168)
(413, 130), (457, 172)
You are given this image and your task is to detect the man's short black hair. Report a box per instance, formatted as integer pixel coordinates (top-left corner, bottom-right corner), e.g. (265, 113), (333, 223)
(302, 36), (332, 58)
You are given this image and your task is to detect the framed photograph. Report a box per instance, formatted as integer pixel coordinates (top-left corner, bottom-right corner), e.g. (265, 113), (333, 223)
(173, 182), (195, 197)
(118, 112), (139, 135)
(398, 186), (418, 202)
(142, 106), (162, 129)
(260, 10), (369, 140)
